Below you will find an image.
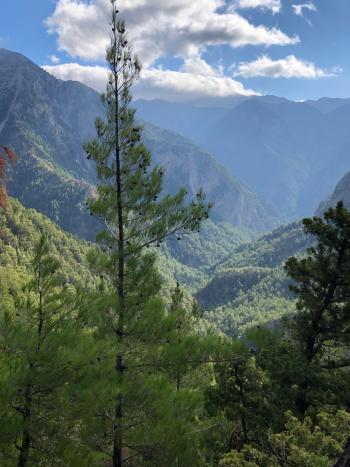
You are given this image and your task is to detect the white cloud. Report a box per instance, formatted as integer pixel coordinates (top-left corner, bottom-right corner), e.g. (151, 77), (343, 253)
(42, 62), (258, 101)
(233, 0), (281, 14)
(180, 56), (223, 77)
(45, 0), (298, 65)
(292, 2), (317, 17)
(138, 68), (257, 100)
(44, 0), (302, 101)
(42, 63), (108, 91)
(233, 55), (339, 79)
(48, 54), (60, 64)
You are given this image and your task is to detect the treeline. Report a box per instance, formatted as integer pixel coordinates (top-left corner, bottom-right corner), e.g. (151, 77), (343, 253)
(1, 2), (350, 465)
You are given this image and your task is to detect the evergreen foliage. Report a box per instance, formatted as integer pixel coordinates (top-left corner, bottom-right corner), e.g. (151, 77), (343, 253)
(285, 201), (350, 413)
(1, 3), (350, 466)
(205, 205), (350, 466)
(0, 235), (87, 465)
(81, 2), (214, 464)
(219, 410), (350, 467)
(0, 197), (96, 290)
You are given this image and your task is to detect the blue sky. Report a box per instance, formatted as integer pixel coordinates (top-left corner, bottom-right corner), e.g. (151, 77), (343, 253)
(0, 0), (349, 101)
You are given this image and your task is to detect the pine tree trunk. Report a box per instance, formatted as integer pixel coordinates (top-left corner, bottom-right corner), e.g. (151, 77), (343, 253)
(334, 438), (350, 467)
(18, 248), (45, 466)
(18, 385), (32, 467)
(234, 366), (249, 444)
(113, 360), (123, 467)
(112, 23), (125, 466)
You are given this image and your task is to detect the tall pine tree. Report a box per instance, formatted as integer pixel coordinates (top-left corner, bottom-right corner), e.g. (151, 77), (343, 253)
(285, 202), (350, 413)
(0, 235), (86, 466)
(84, 1), (211, 465)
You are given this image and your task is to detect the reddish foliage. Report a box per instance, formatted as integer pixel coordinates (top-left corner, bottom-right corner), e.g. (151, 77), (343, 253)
(0, 186), (7, 208)
(3, 146), (17, 164)
(0, 157), (4, 179)
(0, 146), (17, 209)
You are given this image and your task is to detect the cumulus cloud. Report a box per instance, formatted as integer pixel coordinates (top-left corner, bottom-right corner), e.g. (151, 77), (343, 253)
(233, 55), (339, 79)
(232, 0), (281, 14)
(42, 63), (108, 91)
(44, 0), (302, 100)
(45, 0), (298, 65)
(48, 54), (60, 64)
(292, 2), (317, 17)
(138, 68), (257, 100)
(180, 56), (223, 77)
(43, 62), (258, 100)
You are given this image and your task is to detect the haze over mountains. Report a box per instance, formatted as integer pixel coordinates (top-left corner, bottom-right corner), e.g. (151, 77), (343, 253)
(0, 48), (278, 241)
(317, 170), (350, 215)
(2, 47), (350, 240)
(1, 47), (350, 336)
(136, 96), (350, 220)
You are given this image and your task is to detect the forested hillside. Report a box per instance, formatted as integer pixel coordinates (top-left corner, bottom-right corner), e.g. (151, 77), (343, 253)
(197, 221), (309, 335)
(0, 49), (278, 242)
(198, 173), (350, 336)
(0, 197), (210, 306)
(0, 198), (94, 288)
(5, 172), (349, 340)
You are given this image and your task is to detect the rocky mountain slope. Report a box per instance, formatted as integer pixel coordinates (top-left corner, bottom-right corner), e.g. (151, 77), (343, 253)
(0, 48), (278, 245)
(2, 49), (350, 338)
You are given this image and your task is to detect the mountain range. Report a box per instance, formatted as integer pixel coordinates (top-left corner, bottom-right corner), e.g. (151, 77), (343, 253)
(0, 48), (278, 244)
(1, 47), (350, 337)
(135, 96), (350, 220)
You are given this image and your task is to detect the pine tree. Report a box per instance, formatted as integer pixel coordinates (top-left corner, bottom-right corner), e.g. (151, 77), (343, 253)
(0, 235), (86, 466)
(285, 202), (350, 413)
(83, 1), (211, 464)
(204, 339), (276, 461)
(153, 284), (223, 465)
(162, 284), (219, 392)
(219, 410), (350, 467)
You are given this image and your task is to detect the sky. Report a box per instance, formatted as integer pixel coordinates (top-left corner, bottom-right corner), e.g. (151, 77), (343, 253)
(0, 0), (349, 102)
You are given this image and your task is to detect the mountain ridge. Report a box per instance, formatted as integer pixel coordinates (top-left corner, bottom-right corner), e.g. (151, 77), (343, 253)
(135, 95), (350, 220)
(0, 48), (279, 240)
(198, 171), (350, 335)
